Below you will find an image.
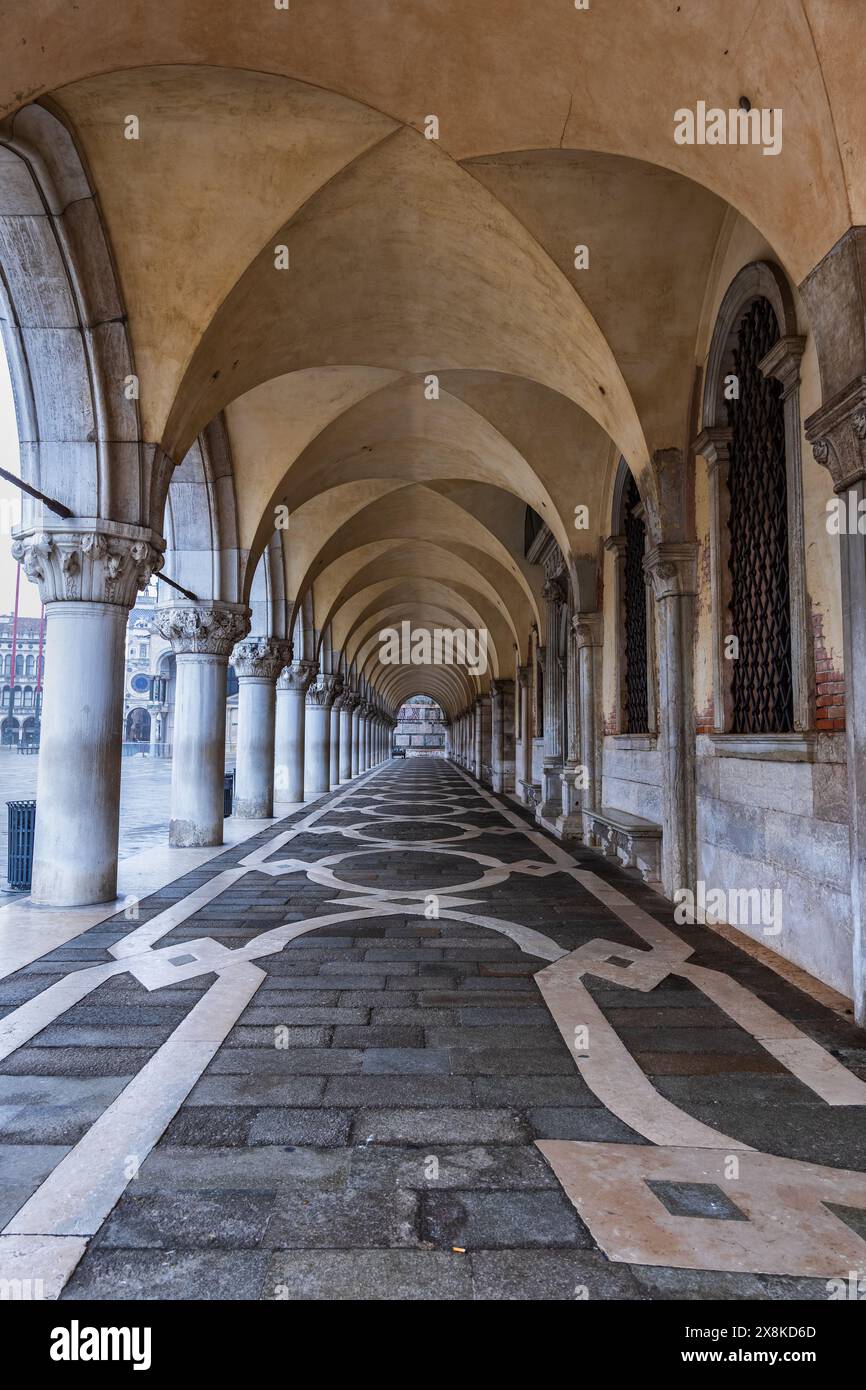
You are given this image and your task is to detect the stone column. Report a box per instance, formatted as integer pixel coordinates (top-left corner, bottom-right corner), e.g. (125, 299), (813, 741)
(540, 574), (566, 821)
(12, 523), (162, 904)
(232, 637), (290, 818)
(807, 383), (866, 1024)
(274, 659), (316, 803)
(150, 600), (249, 848)
(329, 677), (345, 788)
(305, 674), (336, 795)
(352, 702), (364, 776)
(340, 692), (357, 781)
(573, 613), (603, 831)
(490, 678), (515, 793)
(516, 666), (532, 802)
(644, 545), (698, 897)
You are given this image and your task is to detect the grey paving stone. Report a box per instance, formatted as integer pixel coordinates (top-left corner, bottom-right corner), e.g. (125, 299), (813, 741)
(321, 960), (415, 976)
(352, 1108), (528, 1144)
(422, 1189), (591, 1250)
(207, 1048), (363, 1075)
(262, 1250), (472, 1300)
(471, 1249), (644, 1300)
(458, 1007), (548, 1025)
(426, 1025), (561, 1050)
(253, 990), (340, 1006)
(185, 1076), (325, 1108)
(449, 1048), (574, 1075)
(332, 1025), (424, 1048)
(249, 1108), (350, 1147)
(265, 1189), (419, 1248)
(62, 1249), (270, 1300)
(94, 1191), (274, 1249)
(0, 1142), (71, 1226)
(240, 1007), (367, 1026)
(138, 1146), (351, 1192)
(473, 1075), (600, 1108)
(324, 1075), (473, 1108)
(360, 1047), (452, 1075)
(629, 1265), (830, 1301)
(0, 1074), (130, 1107)
(348, 1142), (558, 1192)
(225, 1025), (331, 1048)
(162, 1106), (253, 1147)
(369, 1008), (454, 1026)
(0, 1047), (155, 1076)
(25, 1026), (173, 1048)
(528, 1107), (647, 1143)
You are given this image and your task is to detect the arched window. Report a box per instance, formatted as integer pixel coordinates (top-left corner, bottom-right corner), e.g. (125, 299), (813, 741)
(25, 654), (35, 677)
(726, 297), (793, 733)
(699, 262), (809, 737)
(622, 474), (649, 733)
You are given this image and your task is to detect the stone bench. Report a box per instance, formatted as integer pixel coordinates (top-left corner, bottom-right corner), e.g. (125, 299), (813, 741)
(585, 806), (662, 887)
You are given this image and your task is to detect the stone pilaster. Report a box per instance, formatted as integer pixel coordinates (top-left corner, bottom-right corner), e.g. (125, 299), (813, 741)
(806, 376), (866, 1024)
(540, 572), (566, 820)
(644, 545), (698, 898)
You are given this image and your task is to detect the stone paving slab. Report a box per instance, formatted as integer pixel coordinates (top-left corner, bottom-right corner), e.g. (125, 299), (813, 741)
(3, 759), (865, 1302)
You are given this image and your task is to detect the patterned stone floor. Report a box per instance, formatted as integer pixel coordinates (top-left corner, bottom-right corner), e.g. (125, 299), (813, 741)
(0, 758), (864, 1300)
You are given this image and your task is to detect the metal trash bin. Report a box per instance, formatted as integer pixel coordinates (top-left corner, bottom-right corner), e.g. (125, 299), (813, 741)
(7, 799), (36, 891)
(223, 772), (234, 818)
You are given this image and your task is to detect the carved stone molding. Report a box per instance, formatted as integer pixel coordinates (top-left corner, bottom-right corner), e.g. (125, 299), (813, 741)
(643, 543), (698, 601)
(805, 376), (866, 491)
(277, 659), (317, 694)
(516, 664), (531, 689)
(340, 690), (360, 712)
(12, 521), (164, 608)
(232, 636), (292, 681)
(151, 602), (250, 657)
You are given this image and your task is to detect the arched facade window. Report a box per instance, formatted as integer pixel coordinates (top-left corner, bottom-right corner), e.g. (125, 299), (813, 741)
(25, 654), (35, 677)
(607, 461), (655, 735)
(699, 262), (810, 736)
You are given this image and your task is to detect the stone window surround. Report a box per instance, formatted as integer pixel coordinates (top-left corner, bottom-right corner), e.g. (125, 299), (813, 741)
(695, 259), (813, 739)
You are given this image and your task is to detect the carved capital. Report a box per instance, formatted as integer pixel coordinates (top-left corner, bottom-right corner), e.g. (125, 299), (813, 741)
(805, 376), (866, 491)
(543, 574), (567, 607)
(307, 673), (340, 709)
(12, 521), (164, 607)
(516, 664), (531, 689)
(151, 602), (250, 657)
(340, 690), (360, 712)
(231, 636), (291, 681)
(277, 659), (317, 694)
(643, 543), (698, 600)
(572, 611), (603, 648)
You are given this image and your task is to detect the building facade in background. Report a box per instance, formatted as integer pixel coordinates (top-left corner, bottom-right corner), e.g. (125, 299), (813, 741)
(394, 695), (446, 756)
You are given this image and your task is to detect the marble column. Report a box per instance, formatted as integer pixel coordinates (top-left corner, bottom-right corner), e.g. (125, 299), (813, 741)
(274, 659), (316, 804)
(807, 383), (866, 1024)
(340, 692), (357, 781)
(644, 545), (698, 898)
(351, 701), (364, 776)
(329, 677), (345, 789)
(490, 678), (515, 793)
(232, 637), (290, 818)
(305, 674), (337, 796)
(12, 523), (162, 904)
(151, 599), (250, 848)
(540, 574), (566, 821)
(516, 666), (532, 802)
